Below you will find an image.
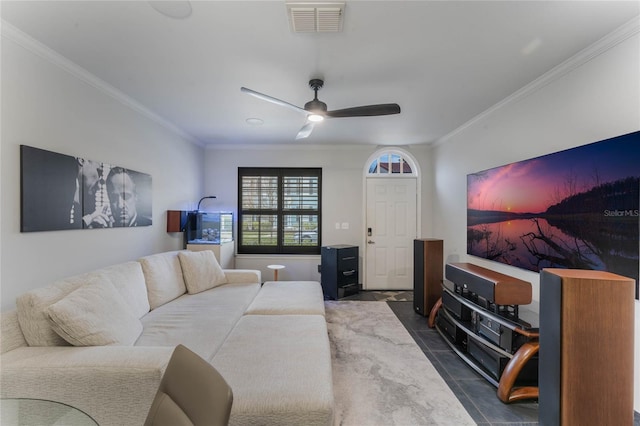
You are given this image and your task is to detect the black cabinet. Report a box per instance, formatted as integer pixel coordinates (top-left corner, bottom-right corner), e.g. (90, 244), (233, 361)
(320, 245), (359, 300)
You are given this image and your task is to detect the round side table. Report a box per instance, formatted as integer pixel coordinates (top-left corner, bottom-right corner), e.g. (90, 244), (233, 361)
(267, 264), (285, 281)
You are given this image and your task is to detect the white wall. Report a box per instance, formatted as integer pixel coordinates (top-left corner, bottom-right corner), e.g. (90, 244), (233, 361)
(0, 31), (205, 310)
(204, 144), (433, 282)
(431, 31), (640, 409)
(3, 10), (637, 410)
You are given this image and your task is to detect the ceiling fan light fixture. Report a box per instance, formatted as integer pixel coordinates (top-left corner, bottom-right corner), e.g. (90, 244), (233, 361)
(308, 114), (324, 122)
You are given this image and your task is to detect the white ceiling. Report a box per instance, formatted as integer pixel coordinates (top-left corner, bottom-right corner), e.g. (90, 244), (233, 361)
(2, 1), (638, 147)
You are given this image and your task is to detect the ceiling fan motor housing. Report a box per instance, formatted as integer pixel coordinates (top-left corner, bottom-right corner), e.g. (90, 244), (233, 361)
(304, 99), (327, 112)
(305, 79), (327, 113)
(309, 78), (324, 90)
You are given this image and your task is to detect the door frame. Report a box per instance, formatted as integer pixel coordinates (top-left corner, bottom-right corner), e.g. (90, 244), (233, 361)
(362, 148), (421, 290)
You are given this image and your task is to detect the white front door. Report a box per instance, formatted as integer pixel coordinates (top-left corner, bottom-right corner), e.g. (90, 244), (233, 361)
(365, 178), (417, 290)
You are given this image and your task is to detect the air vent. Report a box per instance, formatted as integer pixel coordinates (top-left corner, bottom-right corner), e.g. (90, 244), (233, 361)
(286, 2), (345, 33)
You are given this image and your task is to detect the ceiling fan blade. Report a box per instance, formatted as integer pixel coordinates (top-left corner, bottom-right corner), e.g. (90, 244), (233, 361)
(240, 87), (307, 114)
(295, 122), (315, 140)
(326, 103), (401, 118)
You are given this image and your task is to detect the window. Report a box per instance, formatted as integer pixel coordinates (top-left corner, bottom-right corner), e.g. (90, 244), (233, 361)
(367, 151), (415, 175)
(238, 167), (321, 254)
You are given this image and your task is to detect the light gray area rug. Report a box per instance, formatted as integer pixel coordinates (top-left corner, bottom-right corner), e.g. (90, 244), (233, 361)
(326, 301), (476, 426)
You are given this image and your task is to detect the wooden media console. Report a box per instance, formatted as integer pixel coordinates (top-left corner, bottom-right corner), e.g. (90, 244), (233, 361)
(429, 263), (539, 403)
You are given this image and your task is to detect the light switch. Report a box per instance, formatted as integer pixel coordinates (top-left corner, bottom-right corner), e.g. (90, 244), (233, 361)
(335, 222), (340, 229)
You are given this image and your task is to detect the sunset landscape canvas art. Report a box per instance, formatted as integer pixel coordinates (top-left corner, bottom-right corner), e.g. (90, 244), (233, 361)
(467, 131), (640, 297)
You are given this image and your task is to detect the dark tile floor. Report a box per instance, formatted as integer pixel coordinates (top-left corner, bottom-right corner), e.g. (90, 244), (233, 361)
(343, 291), (640, 426)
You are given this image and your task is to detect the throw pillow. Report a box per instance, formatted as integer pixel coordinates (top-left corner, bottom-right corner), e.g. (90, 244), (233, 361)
(139, 251), (187, 310)
(16, 280), (82, 347)
(178, 250), (227, 294)
(45, 276), (143, 346)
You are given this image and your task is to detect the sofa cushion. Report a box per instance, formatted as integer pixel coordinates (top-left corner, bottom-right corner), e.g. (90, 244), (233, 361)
(136, 282), (262, 361)
(178, 250), (227, 294)
(245, 281), (325, 316)
(16, 281), (76, 347)
(139, 251), (187, 310)
(46, 276), (143, 346)
(90, 262), (150, 319)
(16, 262), (150, 347)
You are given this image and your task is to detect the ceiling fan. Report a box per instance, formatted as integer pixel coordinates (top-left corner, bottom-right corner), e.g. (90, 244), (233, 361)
(240, 79), (401, 140)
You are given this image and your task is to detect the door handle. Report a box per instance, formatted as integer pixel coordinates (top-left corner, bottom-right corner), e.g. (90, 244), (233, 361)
(367, 240), (375, 244)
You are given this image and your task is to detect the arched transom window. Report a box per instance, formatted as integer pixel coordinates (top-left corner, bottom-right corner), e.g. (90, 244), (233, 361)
(367, 150), (417, 176)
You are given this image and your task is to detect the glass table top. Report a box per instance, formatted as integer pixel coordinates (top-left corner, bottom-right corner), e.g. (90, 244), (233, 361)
(1, 398), (98, 426)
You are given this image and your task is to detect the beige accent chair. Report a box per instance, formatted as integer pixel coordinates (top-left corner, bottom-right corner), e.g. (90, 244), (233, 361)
(144, 344), (233, 426)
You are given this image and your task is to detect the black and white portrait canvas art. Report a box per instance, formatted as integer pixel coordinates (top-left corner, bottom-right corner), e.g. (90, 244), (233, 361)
(20, 145), (152, 232)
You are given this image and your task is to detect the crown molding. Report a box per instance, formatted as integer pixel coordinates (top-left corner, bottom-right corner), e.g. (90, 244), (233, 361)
(433, 16), (640, 147)
(206, 142), (380, 151)
(1, 20), (204, 147)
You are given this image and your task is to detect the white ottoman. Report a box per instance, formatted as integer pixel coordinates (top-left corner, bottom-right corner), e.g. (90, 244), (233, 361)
(212, 315), (334, 426)
(244, 281), (325, 316)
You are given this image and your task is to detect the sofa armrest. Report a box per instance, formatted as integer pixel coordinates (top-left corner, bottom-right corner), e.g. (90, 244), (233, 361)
(1, 310), (27, 354)
(1, 346), (174, 426)
(224, 269), (261, 284)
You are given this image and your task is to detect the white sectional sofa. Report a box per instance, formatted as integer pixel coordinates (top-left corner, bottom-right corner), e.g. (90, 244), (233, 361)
(0, 250), (334, 426)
